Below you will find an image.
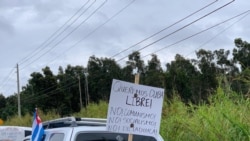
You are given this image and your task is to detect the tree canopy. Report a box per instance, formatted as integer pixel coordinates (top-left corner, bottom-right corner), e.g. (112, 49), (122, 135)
(1, 38), (250, 120)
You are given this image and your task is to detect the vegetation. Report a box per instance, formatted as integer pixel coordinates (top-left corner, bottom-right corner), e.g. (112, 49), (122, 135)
(3, 87), (250, 140)
(1, 38), (250, 140)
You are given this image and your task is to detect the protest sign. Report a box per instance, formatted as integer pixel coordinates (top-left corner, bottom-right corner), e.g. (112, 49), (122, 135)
(106, 79), (164, 138)
(0, 126), (31, 141)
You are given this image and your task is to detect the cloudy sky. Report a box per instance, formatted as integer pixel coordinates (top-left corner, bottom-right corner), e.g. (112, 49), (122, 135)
(0, 0), (249, 97)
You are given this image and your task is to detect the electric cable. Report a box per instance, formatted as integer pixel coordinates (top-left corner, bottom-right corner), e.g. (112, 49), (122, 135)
(17, 0), (136, 99)
(1, 0), (92, 96)
(18, 0), (106, 91)
(116, 0), (235, 62)
(21, 78), (78, 102)
(1, 0), (236, 97)
(16, 0), (221, 97)
(142, 10), (250, 58)
(18, 0), (91, 65)
(13, 0), (110, 97)
(21, 81), (78, 103)
(111, 0), (218, 58)
(184, 12), (250, 57)
(0, 67), (15, 93)
(20, 0), (108, 70)
(46, 0), (136, 65)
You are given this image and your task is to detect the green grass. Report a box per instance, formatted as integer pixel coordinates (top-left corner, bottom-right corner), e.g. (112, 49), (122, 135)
(160, 87), (250, 141)
(2, 87), (250, 141)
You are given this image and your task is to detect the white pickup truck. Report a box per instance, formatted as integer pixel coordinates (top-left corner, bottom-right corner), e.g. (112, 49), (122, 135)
(23, 117), (164, 141)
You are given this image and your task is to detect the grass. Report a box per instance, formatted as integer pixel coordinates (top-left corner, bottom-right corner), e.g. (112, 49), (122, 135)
(2, 87), (250, 141)
(160, 87), (250, 141)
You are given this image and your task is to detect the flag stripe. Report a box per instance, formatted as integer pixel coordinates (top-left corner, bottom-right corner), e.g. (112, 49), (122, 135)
(31, 109), (44, 141)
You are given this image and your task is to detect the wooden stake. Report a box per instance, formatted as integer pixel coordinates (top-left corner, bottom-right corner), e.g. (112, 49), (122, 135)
(128, 134), (133, 141)
(128, 73), (140, 141)
(134, 73), (140, 84)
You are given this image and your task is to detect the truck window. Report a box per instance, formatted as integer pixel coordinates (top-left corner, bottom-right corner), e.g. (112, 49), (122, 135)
(25, 130), (32, 137)
(75, 132), (157, 141)
(49, 133), (65, 141)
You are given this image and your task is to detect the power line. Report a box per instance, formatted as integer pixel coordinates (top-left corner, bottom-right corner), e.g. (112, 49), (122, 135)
(0, 67), (15, 94)
(110, 0), (218, 58)
(18, 0), (107, 95)
(21, 81), (78, 104)
(116, 0), (235, 62)
(16, 0), (110, 97)
(20, 0), (108, 70)
(184, 12), (250, 57)
(19, 0), (98, 68)
(1, 0), (237, 98)
(142, 10), (250, 58)
(46, 0), (136, 65)
(15, 0), (217, 86)
(15, 0), (221, 97)
(18, 0), (97, 81)
(17, 0), (136, 99)
(1, 1), (92, 96)
(18, 0), (91, 65)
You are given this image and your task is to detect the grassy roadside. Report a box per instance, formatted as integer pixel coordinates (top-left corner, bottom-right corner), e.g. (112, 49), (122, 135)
(3, 87), (250, 141)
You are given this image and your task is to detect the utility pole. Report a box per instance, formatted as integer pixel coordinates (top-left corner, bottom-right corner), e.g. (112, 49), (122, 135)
(84, 72), (89, 106)
(78, 75), (83, 109)
(16, 64), (21, 117)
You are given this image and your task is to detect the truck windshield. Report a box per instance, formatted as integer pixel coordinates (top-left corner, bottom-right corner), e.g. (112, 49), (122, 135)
(75, 132), (157, 141)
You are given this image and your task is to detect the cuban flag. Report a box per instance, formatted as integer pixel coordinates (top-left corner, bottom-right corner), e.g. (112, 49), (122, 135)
(32, 108), (44, 141)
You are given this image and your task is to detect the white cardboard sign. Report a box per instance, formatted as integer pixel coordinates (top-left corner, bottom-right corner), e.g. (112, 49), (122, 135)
(0, 126), (26, 141)
(106, 79), (164, 138)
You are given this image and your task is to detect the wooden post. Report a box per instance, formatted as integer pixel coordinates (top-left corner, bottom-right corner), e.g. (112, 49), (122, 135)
(134, 73), (140, 84)
(128, 124), (134, 141)
(128, 73), (140, 141)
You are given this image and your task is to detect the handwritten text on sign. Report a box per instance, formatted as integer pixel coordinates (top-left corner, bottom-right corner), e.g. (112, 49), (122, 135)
(106, 79), (164, 138)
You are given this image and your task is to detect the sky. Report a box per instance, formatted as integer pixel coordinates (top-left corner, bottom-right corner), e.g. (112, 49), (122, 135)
(0, 0), (249, 97)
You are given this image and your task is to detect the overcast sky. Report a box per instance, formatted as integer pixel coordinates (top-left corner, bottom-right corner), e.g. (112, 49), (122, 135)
(0, 0), (249, 97)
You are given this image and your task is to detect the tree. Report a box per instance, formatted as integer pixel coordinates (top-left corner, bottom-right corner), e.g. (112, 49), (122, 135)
(233, 38), (250, 71)
(2, 95), (18, 120)
(126, 51), (145, 74)
(214, 49), (239, 92)
(126, 51), (145, 84)
(230, 38), (250, 96)
(21, 72), (45, 113)
(214, 49), (231, 74)
(195, 49), (218, 101)
(0, 94), (6, 120)
(144, 54), (164, 88)
(42, 66), (59, 111)
(0, 94), (6, 109)
(121, 65), (134, 83)
(231, 68), (250, 96)
(88, 56), (122, 102)
(56, 66), (74, 115)
(63, 65), (85, 113)
(165, 54), (200, 103)
(21, 66), (59, 114)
